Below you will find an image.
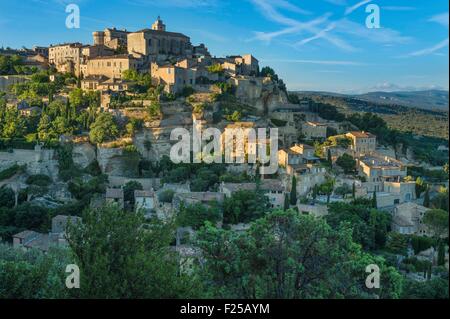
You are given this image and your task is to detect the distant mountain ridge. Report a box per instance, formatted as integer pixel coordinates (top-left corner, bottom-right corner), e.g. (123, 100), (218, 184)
(294, 89), (449, 112)
(354, 90), (449, 112)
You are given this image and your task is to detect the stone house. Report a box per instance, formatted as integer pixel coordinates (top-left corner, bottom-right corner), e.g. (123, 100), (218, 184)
(219, 179), (285, 209)
(48, 43), (85, 76)
(105, 188), (125, 209)
(150, 62), (196, 93)
(346, 131), (377, 155)
(84, 54), (140, 80)
(134, 190), (155, 214)
(391, 202), (431, 235)
(302, 121), (328, 141)
(173, 192), (224, 210)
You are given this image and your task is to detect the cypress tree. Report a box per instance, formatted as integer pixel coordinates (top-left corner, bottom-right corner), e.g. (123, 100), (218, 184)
(438, 242), (446, 266)
(352, 182), (356, 199)
(423, 188), (430, 208)
(372, 191), (377, 209)
(284, 193), (290, 211)
(327, 148), (332, 166)
(290, 175), (297, 206)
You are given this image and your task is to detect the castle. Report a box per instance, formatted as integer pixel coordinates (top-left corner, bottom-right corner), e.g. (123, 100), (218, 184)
(48, 17), (260, 95)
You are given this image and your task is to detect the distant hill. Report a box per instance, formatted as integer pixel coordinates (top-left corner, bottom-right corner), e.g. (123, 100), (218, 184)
(291, 90), (449, 140)
(354, 90), (449, 112)
(294, 90), (449, 112)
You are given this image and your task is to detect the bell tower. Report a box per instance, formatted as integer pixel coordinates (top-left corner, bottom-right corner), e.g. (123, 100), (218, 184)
(152, 16), (166, 31)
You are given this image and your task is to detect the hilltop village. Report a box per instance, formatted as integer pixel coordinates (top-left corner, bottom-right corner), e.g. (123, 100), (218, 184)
(0, 17), (448, 299)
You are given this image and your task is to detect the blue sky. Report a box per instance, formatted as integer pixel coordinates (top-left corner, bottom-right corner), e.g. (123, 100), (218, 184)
(0, 0), (448, 93)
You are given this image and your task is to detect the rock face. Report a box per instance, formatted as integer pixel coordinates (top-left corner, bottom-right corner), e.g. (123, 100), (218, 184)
(96, 147), (124, 176)
(0, 145), (59, 180)
(230, 76), (289, 115)
(72, 143), (96, 169)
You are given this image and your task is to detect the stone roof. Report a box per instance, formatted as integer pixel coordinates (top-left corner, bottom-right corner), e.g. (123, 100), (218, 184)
(222, 180), (285, 193)
(134, 29), (189, 39)
(134, 190), (155, 198)
(83, 75), (109, 82)
(347, 131), (376, 138)
(13, 230), (40, 239)
(106, 188), (124, 199)
(392, 214), (415, 227)
(90, 54), (135, 60)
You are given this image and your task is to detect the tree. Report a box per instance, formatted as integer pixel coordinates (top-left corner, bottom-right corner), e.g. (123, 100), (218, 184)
(67, 203), (201, 298)
(372, 191), (377, 209)
(352, 182), (356, 199)
(143, 139), (152, 159)
(223, 190), (269, 224)
(123, 181), (143, 208)
(423, 209), (449, 239)
(196, 210), (403, 299)
(177, 202), (222, 230)
(290, 175), (297, 206)
(284, 193), (290, 210)
(0, 187), (15, 209)
(320, 178), (335, 204)
(336, 154), (356, 174)
(415, 177), (427, 199)
(89, 113), (119, 144)
(327, 148), (332, 166)
(437, 242), (446, 266)
(327, 201), (391, 250)
(423, 188), (430, 208)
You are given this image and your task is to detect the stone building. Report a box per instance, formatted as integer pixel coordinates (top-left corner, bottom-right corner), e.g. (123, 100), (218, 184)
(358, 154), (407, 185)
(93, 28), (130, 50)
(127, 17), (191, 58)
(219, 179), (286, 209)
(302, 121), (328, 140)
(134, 190), (155, 214)
(150, 62), (196, 93)
(346, 131), (377, 155)
(391, 202), (431, 235)
(106, 188), (125, 209)
(84, 54), (140, 80)
(48, 43), (84, 75)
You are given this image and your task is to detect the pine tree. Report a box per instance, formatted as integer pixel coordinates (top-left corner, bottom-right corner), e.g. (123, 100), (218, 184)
(372, 191), (377, 209)
(290, 175), (297, 206)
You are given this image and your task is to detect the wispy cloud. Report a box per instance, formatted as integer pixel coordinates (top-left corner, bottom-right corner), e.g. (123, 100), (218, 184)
(324, 0), (348, 6)
(344, 0), (372, 15)
(126, 0), (218, 8)
(381, 6), (416, 11)
(429, 12), (449, 28)
(402, 38), (449, 57)
(260, 58), (366, 66)
(250, 0), (355, 51)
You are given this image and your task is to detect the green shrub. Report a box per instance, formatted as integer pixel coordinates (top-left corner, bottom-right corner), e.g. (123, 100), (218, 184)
(25, 174), (52, 187)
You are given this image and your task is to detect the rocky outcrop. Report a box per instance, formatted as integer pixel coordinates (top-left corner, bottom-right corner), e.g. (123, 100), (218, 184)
(230, 76), (289, 115)
(72, 143), (96, 169)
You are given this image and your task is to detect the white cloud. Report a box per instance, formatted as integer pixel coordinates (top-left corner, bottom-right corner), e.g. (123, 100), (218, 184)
(429, 12), (449, 28)
(344, 0), (372, 16)
(402, 38), (449, 57)
(381, 6), (416, 11)
(324, 0), (348, 6)
(259, 58), (366, 66)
